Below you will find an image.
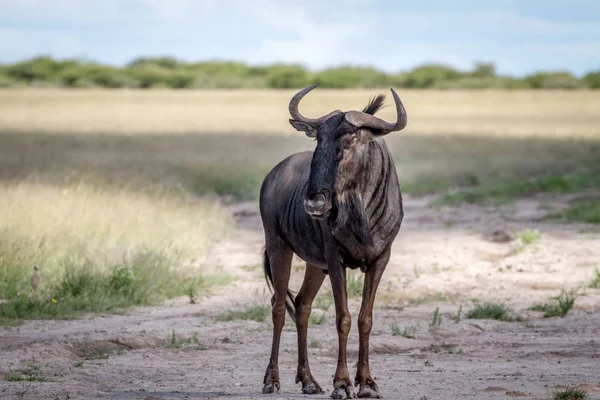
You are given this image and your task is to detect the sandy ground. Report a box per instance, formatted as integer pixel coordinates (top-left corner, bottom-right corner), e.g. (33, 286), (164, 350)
(1, 194), (599, 400)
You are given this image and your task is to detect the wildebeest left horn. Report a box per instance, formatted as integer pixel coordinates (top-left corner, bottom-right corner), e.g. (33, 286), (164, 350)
(289, 84), (342, 126)
(344, 88), (407, 133)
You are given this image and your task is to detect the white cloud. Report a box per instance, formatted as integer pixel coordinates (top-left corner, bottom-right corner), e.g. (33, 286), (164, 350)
(382, 10), (577, 37)
(135, 0), (218, 21)
(239, 1), (362, 69)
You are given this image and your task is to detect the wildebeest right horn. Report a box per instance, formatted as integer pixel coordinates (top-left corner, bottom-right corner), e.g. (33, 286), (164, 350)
(344, 88), (408, 134)
(289, 84), (342, 126)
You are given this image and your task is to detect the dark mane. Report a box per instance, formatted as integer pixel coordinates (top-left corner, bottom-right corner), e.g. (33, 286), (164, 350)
(362, 94), (386, 115)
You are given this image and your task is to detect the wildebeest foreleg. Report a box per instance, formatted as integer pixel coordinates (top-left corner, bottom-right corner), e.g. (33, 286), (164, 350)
(262, 242), (293, 394)
(294, 263), (327, 394)
(327, 243), (356, 399)
(355, 250), (390, 398)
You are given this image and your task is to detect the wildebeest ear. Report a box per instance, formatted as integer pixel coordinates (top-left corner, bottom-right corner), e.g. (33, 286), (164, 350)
(289, 119), (317, 138)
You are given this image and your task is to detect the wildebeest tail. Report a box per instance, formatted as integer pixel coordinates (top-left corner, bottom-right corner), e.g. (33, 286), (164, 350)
(263, 247), (296, 323)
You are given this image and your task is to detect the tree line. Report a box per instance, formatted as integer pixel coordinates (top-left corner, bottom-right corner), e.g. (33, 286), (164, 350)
(1, 56), (599, 89)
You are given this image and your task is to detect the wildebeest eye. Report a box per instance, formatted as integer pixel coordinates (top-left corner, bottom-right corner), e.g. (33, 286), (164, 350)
(343, 134), (359, 149)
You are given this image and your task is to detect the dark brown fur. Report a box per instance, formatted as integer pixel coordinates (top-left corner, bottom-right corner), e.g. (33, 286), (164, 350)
(260, 90), (405, 399)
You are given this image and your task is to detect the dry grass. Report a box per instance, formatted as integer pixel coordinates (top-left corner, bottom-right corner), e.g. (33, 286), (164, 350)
(0, 182), (231, 268)
(1, 89), (599, 137)
(0, 181), (233, 323)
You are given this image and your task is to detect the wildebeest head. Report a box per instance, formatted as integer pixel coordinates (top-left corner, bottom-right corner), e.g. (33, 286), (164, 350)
(288, 84), (407, 219)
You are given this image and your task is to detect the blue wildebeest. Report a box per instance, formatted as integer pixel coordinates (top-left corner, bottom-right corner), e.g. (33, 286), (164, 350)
(260, 84), (407, 399)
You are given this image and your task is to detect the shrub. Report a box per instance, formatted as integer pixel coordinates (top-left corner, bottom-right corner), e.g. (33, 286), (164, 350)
(402, 64), (462, 88)
(266, 65), (311, 88)
(470, 62), (496, 78)
(61, 65), (140, 88)
(128, 66), (170, 88)
(583, 70), (600, 89)
(6, 56), (79, 83)
(525, 71), (582, 89)
(315, 66), (392, 88)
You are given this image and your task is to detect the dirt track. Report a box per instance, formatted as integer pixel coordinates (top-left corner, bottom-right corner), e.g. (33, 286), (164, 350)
(1, 195), (599, 400)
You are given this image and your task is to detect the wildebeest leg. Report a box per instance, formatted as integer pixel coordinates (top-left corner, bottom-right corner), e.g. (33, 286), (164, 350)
(354, 250), (390, 399)
(295, 263), (327, 394)
(262, 239), (293, 394)
(326, 243), (356, 399)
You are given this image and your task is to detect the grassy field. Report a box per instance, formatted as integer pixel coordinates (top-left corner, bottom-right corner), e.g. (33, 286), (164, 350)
(1, 88), (599, 324)
(1, 89), (599, 137)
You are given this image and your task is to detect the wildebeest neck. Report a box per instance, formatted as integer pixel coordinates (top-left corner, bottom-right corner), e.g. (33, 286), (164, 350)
(330, 139), (383, 247)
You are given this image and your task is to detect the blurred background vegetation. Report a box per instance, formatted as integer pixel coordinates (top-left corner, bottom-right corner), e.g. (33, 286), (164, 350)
(2, 56), (599, 90)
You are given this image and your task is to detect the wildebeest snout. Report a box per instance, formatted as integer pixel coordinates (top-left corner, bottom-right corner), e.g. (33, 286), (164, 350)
(303, 192), (329, 218)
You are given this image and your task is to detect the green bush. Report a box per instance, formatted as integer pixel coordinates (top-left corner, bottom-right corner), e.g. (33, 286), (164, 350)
(583, 71), (600, 89)
(128, 56), (181, 69)
(266, 65), (311, 88)
(60, 65), (140, 88)
(315, 66), (390, 88)
(0, 56), (595, 90)
(525, 71), (582, 89)
(127, 66), (170, 88)
(166, 72), (195, 89)
(471, 62), (496, 78)
(402, 64), (462, 88)
(0, 74), (16, 88)
(6, 56), (79, 84)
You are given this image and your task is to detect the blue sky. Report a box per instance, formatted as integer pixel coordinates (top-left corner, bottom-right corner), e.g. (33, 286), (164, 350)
(1, 0), (599, 76)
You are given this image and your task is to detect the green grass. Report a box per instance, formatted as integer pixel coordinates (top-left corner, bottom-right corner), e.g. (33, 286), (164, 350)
(434, 170), (600, 207)
(346, 273), (364, 298)
(530, 290), (577, 318)
(216, 303), (271, 323)
(172, 165), (267, 201)
(520, 228), (541, 245)
(391, 324), (417, 339)
(430, 307), (442, 327)
(450, 305), (463, 323)
(310, 275), (361, 308)
(314, 293), (333, 311)
(0, 251), (198, 324)
(550, 199), (600, 224)
(309, 336), (322, 349)
(589, 267), (600, 289)
(309, 313), (327, 325)
(168, 330), (201, 349)
(466, 302), (522, 322)
(74, 341), (114, 360)
(553, 386), (588, 400)
(5, 366), (53, 382)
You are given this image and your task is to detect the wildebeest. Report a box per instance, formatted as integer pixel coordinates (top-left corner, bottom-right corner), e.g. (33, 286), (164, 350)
(260, 84), (407, 399)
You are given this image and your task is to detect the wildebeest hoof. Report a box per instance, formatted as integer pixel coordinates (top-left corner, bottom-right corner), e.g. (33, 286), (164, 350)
(262, 382), (279, 394)
(357, 384), (382, 398)
(302, 381), (324, 395)
(331, 385), (357, 399)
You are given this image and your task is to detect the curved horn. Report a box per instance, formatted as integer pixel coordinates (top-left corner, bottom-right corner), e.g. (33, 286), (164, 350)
(289, 84), (342, 126)
(344, 88), (407, 133)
